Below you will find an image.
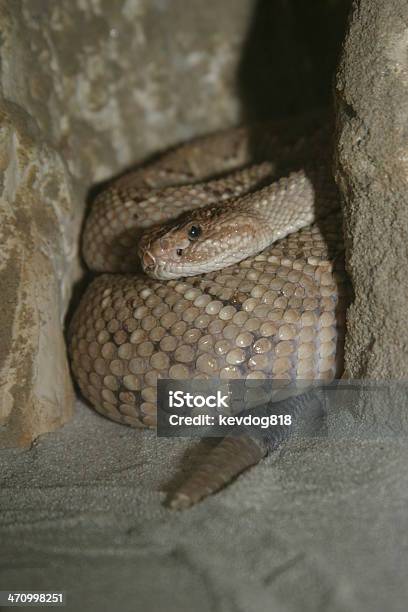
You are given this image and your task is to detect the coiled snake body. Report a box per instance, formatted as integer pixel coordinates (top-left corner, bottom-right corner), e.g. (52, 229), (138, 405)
(68, 114), (350, 508)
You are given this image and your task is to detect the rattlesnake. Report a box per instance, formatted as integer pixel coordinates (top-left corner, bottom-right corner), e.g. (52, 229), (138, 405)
(68, 113), (350, 509)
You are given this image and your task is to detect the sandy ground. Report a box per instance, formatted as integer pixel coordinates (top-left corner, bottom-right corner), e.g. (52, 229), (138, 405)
(1, 397), (408, 612)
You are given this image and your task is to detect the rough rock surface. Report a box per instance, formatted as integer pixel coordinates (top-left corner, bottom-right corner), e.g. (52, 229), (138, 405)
(335, 0), (408, 378)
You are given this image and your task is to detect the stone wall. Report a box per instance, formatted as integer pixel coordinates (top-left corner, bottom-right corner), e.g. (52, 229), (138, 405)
(335, 0), (408, 378)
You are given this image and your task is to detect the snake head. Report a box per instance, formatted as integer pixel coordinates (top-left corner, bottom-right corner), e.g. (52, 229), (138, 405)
(138, 203), (263, 280)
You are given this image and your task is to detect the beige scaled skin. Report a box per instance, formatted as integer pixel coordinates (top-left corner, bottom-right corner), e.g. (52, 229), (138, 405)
(69, 114), (350, 510)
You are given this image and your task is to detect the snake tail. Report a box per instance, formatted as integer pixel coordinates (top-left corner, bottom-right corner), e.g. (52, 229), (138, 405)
(169, 434), (266, 510)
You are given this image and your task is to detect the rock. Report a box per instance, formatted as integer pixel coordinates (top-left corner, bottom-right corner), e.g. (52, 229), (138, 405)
(335, 0), (408, 378)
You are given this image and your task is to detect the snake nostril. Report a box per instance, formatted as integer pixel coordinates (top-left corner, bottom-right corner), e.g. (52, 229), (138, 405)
(176, 249), (183, 257)
(142, 250), (156, 269)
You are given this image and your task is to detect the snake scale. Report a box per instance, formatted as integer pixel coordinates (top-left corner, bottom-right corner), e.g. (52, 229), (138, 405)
(68, 112), (350, 509)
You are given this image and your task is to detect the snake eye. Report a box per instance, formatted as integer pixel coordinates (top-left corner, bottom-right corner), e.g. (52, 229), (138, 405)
(176, 249), (183, 257)
(188, 225), (202, 240)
